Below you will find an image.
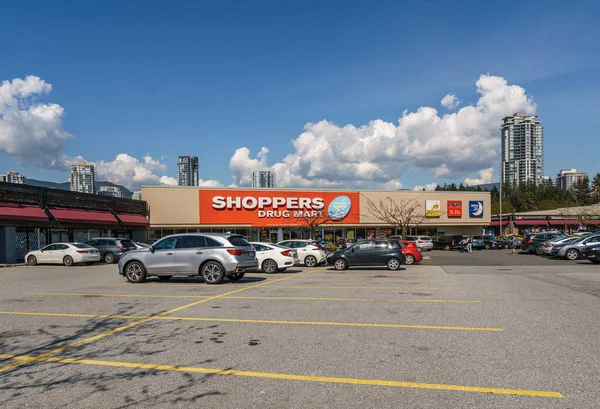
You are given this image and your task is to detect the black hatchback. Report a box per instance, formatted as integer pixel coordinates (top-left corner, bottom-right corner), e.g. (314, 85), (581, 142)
(327, 239), (405, 271)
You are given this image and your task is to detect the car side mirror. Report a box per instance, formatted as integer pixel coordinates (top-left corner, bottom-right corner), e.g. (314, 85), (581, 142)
(150, 246), (155, 254)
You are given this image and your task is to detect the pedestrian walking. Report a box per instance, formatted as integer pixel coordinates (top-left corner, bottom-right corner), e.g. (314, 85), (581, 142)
(511, 236), (519, 255)
(458, 237), (468, 253)
(466, 237), (473, 253)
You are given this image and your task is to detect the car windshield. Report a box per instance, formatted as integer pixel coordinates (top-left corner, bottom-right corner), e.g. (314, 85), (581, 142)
(72, 243), (93, 249)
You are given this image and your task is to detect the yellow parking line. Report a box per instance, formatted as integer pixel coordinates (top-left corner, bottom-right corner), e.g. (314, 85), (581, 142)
(23, 292), (479, 303)
(0, 353), (562, 398)
(0, 311), (502, 331)
(25, 292), (211, 299)
(286, 278), (455, 282)
(225, 296), (479, 303)
(0, 267), (324, 373)
(263, 285), (463, 290)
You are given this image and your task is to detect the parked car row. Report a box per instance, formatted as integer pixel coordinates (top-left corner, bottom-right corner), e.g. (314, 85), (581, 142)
(523, 231), (600, 263)
(26, 234), (417, 283)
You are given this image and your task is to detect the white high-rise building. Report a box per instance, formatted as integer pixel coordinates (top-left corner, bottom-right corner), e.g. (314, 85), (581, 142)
(132, 191), (142, 200)
(555, 169), (588, 190)
(178, 156), (199, 186)
(98, 186), (124, 198)
(0, 171), (26, 184)
(500, 113), (544, 185)
(70, 162), (95, 194)
(252, 169), (276, 188)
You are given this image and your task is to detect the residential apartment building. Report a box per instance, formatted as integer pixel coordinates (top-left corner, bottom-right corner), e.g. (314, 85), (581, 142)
(500, 113), (544, 185)
(132, 191), (142, 200)
(70, 162), (95, 194)
(252, 169), (276, 188)
(555, 168), (588, 190)
(98, 185), (124, 198)
(178, 156), (199, 187)
(0, 171), (26, 184)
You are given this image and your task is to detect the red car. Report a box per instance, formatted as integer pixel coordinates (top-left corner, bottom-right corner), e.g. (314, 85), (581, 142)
(396, 240), (423, 265)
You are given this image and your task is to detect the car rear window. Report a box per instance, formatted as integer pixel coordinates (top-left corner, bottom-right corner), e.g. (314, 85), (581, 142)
(72, 243), (92, 249)
(227, 236), (250, 247)
(108, 240), (117, 246)
(420, 236), (431, 240)
(119, 240), (134, 247)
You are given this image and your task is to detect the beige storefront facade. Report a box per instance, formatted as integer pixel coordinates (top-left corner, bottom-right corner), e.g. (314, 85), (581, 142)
(142, 187), (490, 242)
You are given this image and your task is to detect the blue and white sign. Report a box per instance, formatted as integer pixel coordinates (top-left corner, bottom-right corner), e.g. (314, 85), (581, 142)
(328, 196), (352, 221)
(469, 201), (484, 218)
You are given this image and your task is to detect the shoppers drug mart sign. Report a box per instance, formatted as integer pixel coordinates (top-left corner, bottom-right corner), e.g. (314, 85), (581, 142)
(199, 190), (360, 226)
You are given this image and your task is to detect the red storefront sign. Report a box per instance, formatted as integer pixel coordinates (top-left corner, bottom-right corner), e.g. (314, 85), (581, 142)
(199, 190), (360, 227)
(447, 200), (463, 217)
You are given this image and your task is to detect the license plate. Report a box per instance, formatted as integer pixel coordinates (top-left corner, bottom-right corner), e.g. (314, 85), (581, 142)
(248, 251), (255, 257)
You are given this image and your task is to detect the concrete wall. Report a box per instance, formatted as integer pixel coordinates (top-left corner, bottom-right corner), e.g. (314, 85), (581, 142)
(143, 187), (491, 230)
(360, 191), (491, 227)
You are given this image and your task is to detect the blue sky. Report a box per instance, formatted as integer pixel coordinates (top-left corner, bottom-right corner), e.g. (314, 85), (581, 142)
(1, 0), (599, 190)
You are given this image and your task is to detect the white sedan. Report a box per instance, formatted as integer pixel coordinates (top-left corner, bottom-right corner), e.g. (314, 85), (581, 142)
(250, 242), (298, 273)
(25, 243), (101, 266)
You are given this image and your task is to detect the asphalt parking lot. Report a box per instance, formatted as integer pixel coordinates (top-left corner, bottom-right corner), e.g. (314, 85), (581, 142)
(1, 252), (600, 408)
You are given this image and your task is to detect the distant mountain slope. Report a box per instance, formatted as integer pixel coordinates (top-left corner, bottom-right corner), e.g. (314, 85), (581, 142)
(27, 179), (132, 198)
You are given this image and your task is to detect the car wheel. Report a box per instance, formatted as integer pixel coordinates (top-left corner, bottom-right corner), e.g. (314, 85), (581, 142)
(202, 261), (225, 284)
(63, 255), (74, 267)
(158, 276), (172, 281)
(387, 258), (401, 270)
(304, 255), (317, 267)
(405, 254), (415, 265)
(485, 244), (490, 250)
(504, 243), (510, 249)
(535, 245), (544, 255)
(444, 245), (450, 251)
(125, 261), (146, 283)
(262, 259), (278, 274)
(333, 258), (347, 271)
(27, 255), (37, 266)
(229, 272), (245, 281)
(104, 252), (116, 264)
(565, 249), (580, 260)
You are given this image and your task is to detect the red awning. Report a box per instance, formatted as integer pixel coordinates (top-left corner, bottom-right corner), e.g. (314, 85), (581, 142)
(488, 220), (508, 227)
(0, 203), (48, 222)
(548, 219), (580, 226)
(514, 219), (547, 226)
(583, 219), (600, 226)
(117, 213), (148, 226)
(48, 207), (118, 225)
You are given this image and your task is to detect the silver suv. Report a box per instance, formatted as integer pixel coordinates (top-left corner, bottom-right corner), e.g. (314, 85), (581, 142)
(117, 233), (258, 284)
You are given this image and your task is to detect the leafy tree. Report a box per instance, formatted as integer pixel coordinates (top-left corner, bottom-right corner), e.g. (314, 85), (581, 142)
(591, 173), (600, 203)
(571, 176), (592, 205)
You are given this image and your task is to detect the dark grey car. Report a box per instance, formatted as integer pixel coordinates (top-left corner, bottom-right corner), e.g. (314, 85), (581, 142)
(86, 238), (136, 264)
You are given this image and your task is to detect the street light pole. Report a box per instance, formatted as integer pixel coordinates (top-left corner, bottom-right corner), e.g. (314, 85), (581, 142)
(499, 182), (503, 235)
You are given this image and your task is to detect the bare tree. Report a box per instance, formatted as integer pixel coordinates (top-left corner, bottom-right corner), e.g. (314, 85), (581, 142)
(294, 211), (334, 240)
(362, 195), (433, 240)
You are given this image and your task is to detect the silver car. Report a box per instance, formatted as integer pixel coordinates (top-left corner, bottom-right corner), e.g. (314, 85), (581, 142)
(118, 233), (258, 284)
(551, 234), (600, 260)
(540, 236), (579, 255)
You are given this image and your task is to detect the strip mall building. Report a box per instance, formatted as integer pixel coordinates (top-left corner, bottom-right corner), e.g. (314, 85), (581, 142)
(143, 187), (491, 242)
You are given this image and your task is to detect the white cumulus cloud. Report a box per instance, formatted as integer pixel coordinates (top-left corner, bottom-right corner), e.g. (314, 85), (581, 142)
(229, 74), (535, 189)
(441, 93), (459, 109)
(464, 167), (494, 186)
(60, 154), (222, 191)
(0, 75), (72, 167)
(412, 182), (439, 192)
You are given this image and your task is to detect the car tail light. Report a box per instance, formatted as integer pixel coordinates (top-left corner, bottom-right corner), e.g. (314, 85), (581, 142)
(281, 250), (291, 257)
(227, 249), (247, 256)
(117, 247), (127, 251)
(418, 240), (423, 243)
(76, 250), (88, 253)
